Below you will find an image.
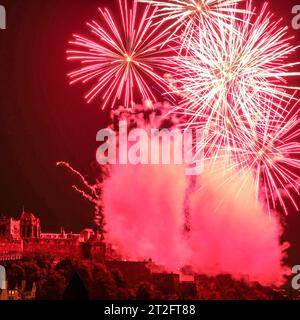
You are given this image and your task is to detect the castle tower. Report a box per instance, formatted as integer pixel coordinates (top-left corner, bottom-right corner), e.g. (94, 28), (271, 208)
(20, 209), (41, 239)
(0, 216), (21, 239)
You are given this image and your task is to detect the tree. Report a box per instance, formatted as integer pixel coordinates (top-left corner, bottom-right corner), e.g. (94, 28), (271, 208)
(37, 271), (66, 300)
(136, 282), (154, 300)
(6, 263), (25, 289)
(55, 257), (77, 281)
(90, 264), (117, 299)
(21, 261), (41, 286)
(34, 254), (53, 271)
(63, 272), (89, 300)
(111, 269), (126, 289)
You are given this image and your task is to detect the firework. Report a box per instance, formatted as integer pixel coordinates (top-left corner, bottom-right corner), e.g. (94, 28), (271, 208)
(196, 96), (300, 215)
(139, 0), (246, 49)
(66, 0), (300, 215)
(67, 0), (171, 109)
(238, 101), (300, 215)
(168, 2), (300, 213)
(171, 1), (300, 141)
(57, 161), (106, 236)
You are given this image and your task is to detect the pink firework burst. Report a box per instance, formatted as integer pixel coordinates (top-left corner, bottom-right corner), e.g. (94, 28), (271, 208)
(171, 1), (300, 142)
(139, 0), (246, 49)
(67, 0), (172, 109)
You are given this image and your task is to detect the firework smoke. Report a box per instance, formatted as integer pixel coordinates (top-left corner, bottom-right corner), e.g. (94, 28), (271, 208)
(188, 160), (288, 285)
(102, 155), (287, 285)
(99, 105), (288, 285)
(58, 102), (289, 284)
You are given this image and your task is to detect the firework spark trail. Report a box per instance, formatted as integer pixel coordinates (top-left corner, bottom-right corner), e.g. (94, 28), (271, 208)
(139, 0), (246, 50)
(56, 161), (105, 235)
(171, 1), (300, 143)
(191, 96), (300, 215)
(236, 102), (300, 215)
(56, 161), (98, 196)
(67, 0), (172, 109)
(167, 1), (300, 213)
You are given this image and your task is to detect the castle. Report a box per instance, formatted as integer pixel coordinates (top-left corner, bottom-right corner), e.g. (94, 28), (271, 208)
(0, 211), (201, 300)
(0, 210), (106, 260)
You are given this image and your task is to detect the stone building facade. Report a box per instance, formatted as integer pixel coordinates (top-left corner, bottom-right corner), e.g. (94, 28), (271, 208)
(0, 210), (100, 259)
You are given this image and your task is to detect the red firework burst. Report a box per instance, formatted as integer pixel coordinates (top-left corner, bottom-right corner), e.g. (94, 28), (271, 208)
(67, 0), (172, 109)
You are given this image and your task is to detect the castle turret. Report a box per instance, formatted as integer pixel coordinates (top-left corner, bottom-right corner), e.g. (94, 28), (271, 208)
(20, 209), (41, 239)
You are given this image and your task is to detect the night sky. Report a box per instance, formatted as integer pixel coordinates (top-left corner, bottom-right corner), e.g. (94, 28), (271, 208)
(0, 0), (300, 266)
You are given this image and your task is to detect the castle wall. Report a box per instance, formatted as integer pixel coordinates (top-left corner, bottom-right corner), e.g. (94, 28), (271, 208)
(22, 238), (81, 258)
(0, 218), (20, 239)
(106, 261), (152, 288)
(0, 238), (23, 255)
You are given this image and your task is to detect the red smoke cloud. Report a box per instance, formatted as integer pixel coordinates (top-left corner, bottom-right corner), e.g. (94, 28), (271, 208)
(103, 163), (189, 270)
(103, 160), (288, 286)
(188, 163), (288, 285)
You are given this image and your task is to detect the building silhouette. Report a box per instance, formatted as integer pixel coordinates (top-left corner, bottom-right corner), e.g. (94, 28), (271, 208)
(0, 209), (106, 260)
